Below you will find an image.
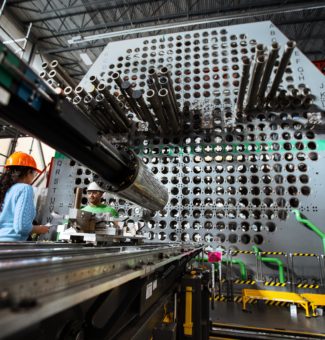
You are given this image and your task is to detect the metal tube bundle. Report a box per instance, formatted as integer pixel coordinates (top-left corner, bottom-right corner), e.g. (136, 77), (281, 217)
(160, 66), (180, 118)
(112, 73), (142, 119)
(97, 82), (131, 128)
(148, 68), (161, 92)
(146, 89), (169, 133)
(245, 55), (266, 111)
(159, 88), (179, 134)
(267, 40), (296, 102)
(132, 90), (158, 131)
(49, 60), (76, 89)
(236, 57), (251, 113)
(95, 93), (129, 132)
(257, 42), (280, 106)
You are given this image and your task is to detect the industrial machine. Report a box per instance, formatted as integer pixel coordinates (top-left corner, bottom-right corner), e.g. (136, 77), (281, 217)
(1, 20), (325, 339)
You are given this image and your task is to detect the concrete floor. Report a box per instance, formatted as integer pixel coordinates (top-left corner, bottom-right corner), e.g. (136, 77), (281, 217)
(210, 300), (325, 337)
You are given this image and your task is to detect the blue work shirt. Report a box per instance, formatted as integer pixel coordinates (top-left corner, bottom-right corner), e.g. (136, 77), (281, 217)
(0, 183), (35, 241)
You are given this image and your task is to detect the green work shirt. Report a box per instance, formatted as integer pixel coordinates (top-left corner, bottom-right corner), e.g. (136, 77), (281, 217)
(80, 204), (119, 217)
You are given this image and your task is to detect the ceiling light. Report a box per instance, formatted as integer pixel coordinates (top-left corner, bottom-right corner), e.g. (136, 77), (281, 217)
(79, 52), (92, 66)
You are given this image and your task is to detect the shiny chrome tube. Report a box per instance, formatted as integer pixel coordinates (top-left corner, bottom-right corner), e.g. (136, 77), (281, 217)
(49, 60), (76, 88)
(95, 93), (128, 132)
(158, 88), (179, 133)
(236, 57), (251, 113)
(160, 67), (180, 117)
(41, 62), (49, 70)
(97, 83), (131, 127)
(48, 69), (70, 89)
(63, 86), (74, 97)
(256, 43), (264, 57)
(39, 70), (48, 80)
(118, 157), (168, 211)
(245, 55), (266, 110)
(267, 40), (296, 101)
(257, 42), (280, 105)
(132, 90), (158, 131)
(89, 75), (100, 88)
(72, 95), (88, 113)
(148, 68), (161, 92)
(112, 74), (140, 118)
(146, 89), (168, 132)
(75, 85), (88, 99)
(120, 81), (144, 120)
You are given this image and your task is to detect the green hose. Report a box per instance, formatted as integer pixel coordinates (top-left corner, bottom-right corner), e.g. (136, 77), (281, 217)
(222, 259), (247, 280)
(252, 245), (285, 283)
(196, 257), (247, 280)
(293, 209), (325, 254)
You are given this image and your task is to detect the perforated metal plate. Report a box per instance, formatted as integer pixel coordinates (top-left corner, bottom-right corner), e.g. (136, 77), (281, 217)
(43, 21), (325, 282)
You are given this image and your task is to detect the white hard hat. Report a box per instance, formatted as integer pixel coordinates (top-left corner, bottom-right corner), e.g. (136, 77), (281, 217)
(87, 182), (105, 192)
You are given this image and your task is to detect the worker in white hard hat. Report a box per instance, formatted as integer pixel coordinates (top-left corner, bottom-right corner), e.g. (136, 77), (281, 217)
(81, 182), (119, 217)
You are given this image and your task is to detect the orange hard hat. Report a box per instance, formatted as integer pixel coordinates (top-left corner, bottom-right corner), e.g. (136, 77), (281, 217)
(5, 152), (41, 173)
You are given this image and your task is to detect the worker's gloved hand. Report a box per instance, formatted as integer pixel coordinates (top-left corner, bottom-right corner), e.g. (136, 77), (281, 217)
(32, 225), (50, 234)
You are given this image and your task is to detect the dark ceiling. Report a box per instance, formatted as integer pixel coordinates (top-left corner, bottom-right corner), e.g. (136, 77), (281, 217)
(3, 0), (325, 81)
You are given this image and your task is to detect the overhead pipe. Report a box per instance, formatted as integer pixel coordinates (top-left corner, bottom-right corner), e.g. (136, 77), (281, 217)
(267, 40), (296, 102)
(257, 41), (280, 106)
(245, 55), (266, 111)
(236, 57), (251, 113)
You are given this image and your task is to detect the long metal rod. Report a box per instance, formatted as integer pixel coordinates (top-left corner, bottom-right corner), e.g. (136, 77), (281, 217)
(146, 89), (169, 133)
(132, 90), (158, 131)
(158, 88), (179, 133)
(257, 41), (280, 105)
(236, 57), (251, 113)
(245, 55), (266, 110)
(267, 40), (296, 101)
(49, 60), (76, 88)
(159, 68), (180, 118)
(97, 83), (131, 127)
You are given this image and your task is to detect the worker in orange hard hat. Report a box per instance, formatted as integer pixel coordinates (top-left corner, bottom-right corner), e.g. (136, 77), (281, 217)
(0, 151), (50, 241)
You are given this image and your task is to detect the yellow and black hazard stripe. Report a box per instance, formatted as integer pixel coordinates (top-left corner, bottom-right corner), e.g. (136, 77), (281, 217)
(261, 251), (285, 256)
(297, 283), (319, 289)
(264, 281), (287, 287)
(233, 296), (243, 303)
(231, 250), (254, 255)
(265, 300), (289, 307)
(214, 295), (227, 302)
(293, 252), (317, 257)
(234, 279), (256, 285)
